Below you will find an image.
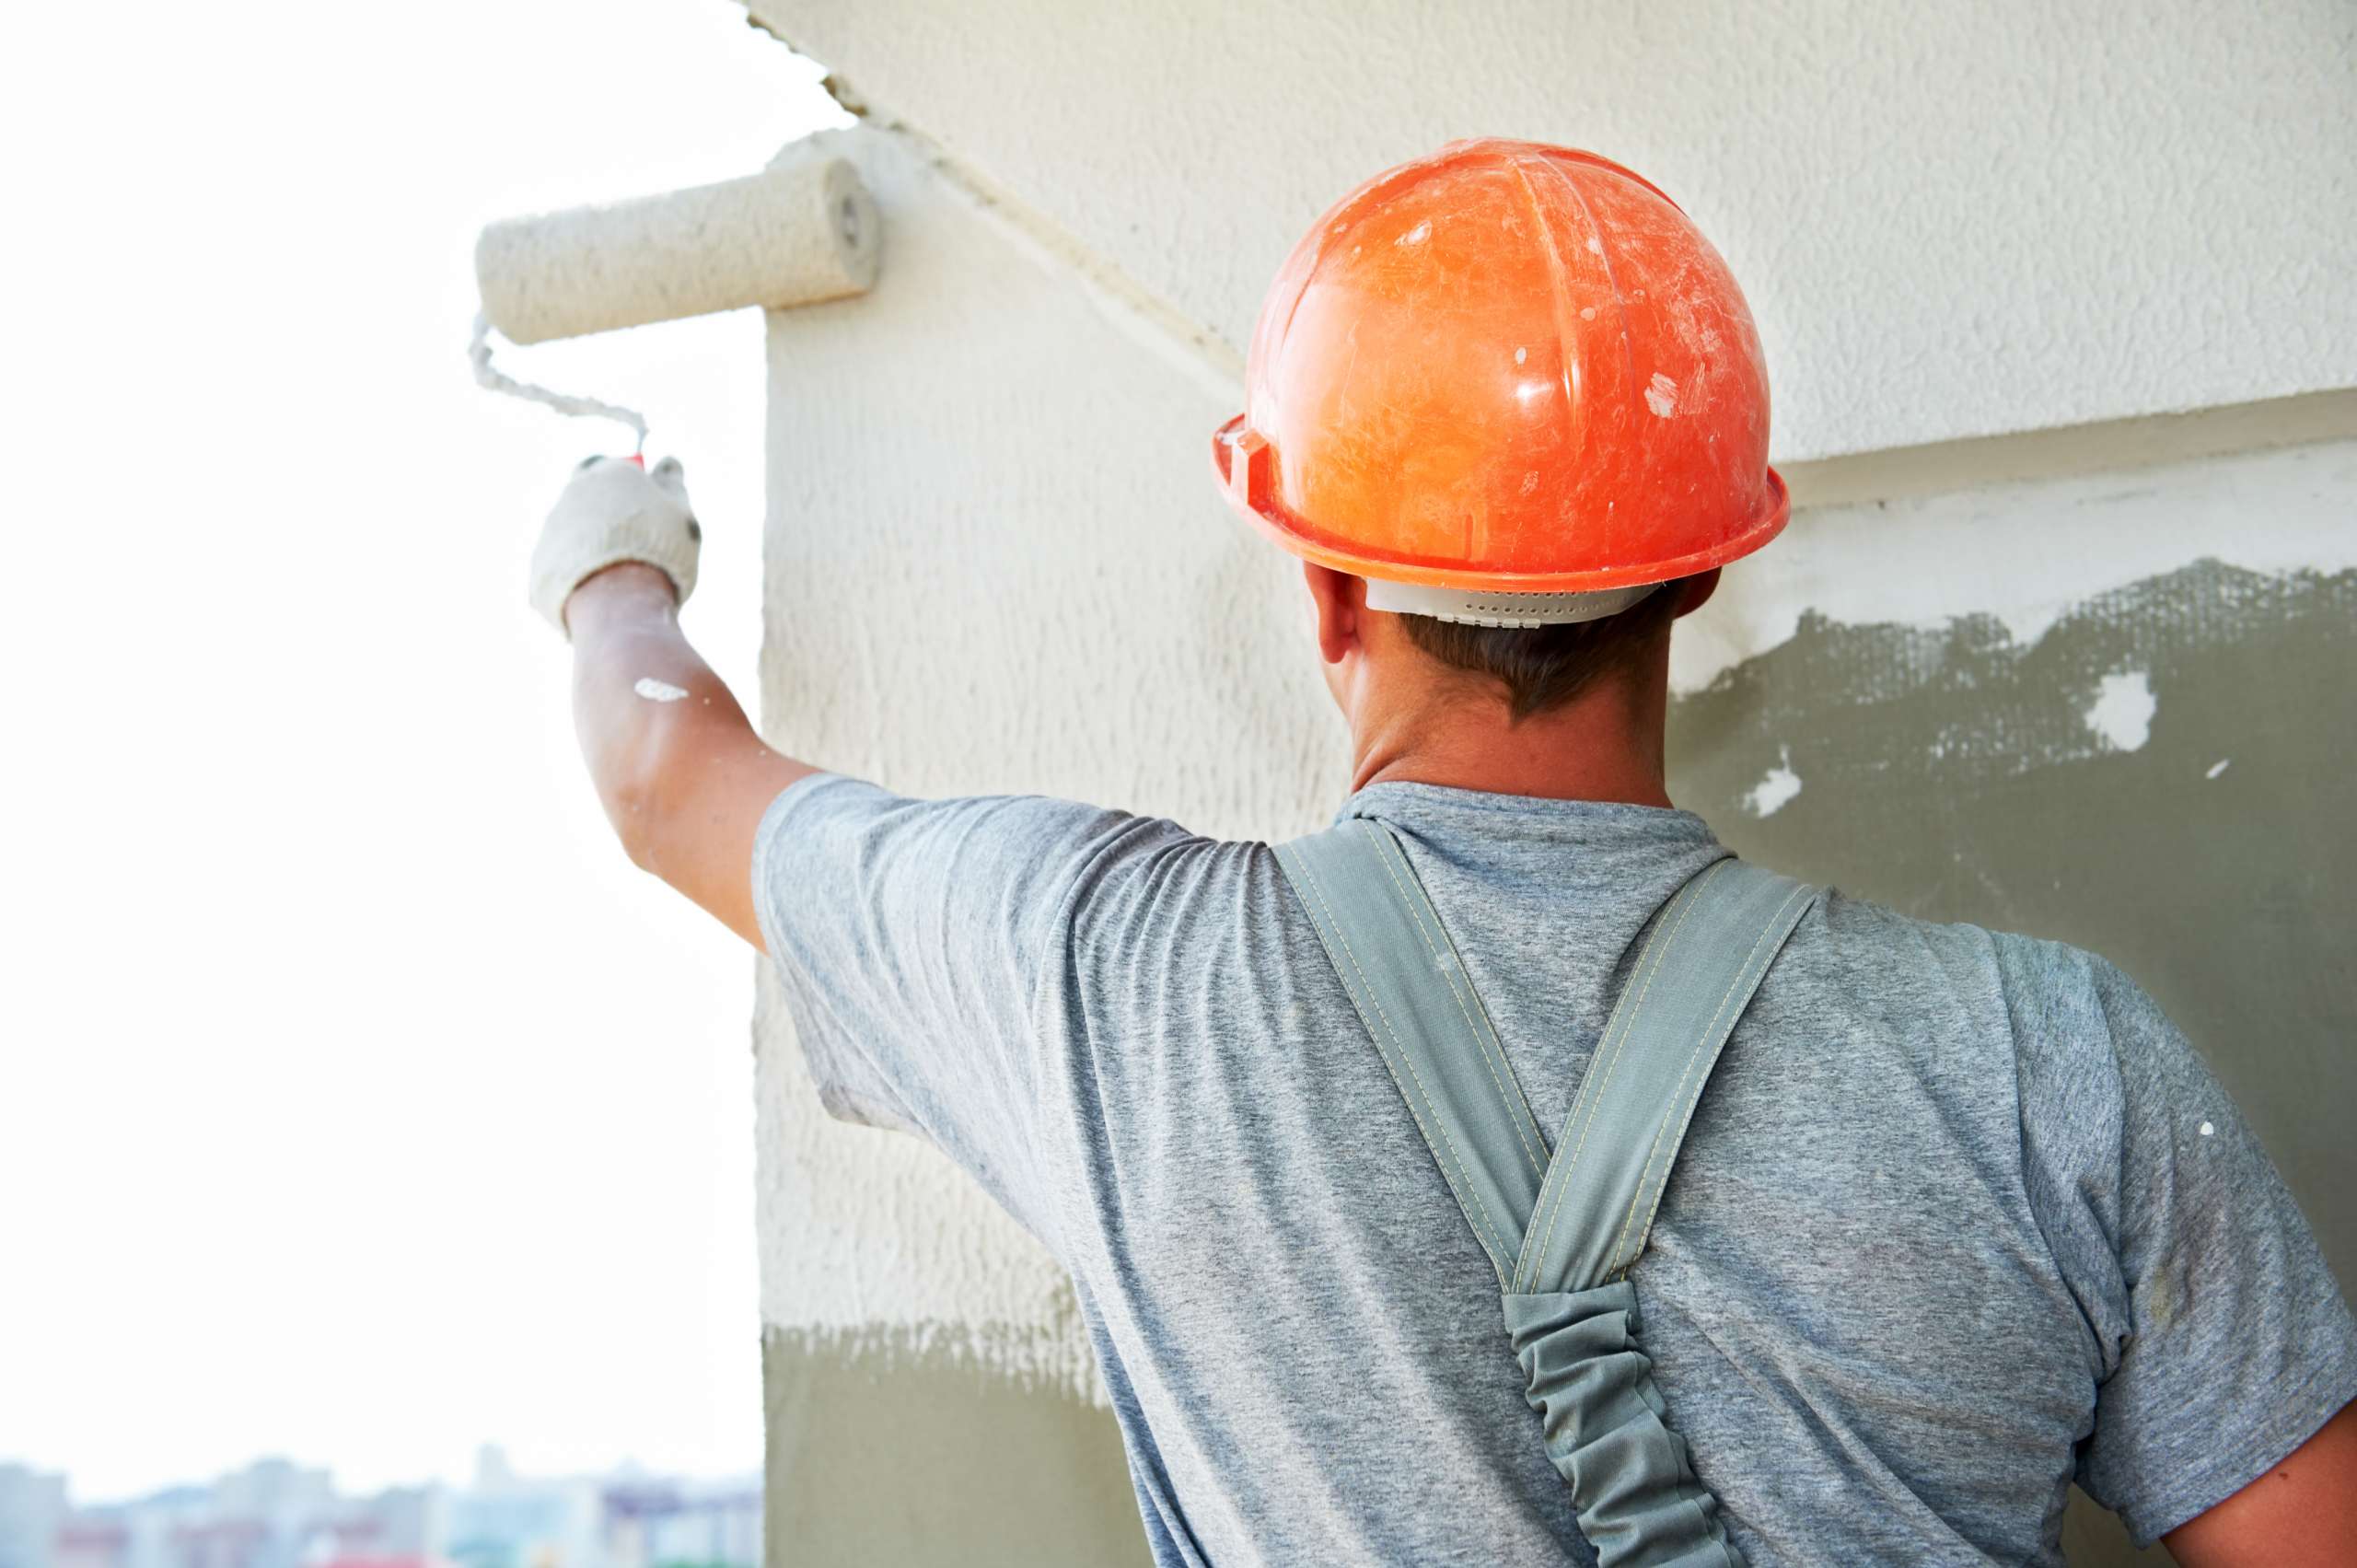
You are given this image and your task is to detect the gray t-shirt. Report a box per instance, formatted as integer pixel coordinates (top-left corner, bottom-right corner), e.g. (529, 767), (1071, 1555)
(753, 774), (2357, 1566)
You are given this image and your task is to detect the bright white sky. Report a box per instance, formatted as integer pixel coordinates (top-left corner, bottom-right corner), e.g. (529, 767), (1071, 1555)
(0, 0), (845, 1500)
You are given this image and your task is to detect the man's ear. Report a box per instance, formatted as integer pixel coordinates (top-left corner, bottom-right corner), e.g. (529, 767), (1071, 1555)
(1671, 568), (1723, 620)
(1304, 563), (1364, 665)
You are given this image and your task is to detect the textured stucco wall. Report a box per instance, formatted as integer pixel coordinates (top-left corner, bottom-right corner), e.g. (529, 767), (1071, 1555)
(741, 9), (2357, 1562)
(745, 0), (2357, 461)
(752, 126), (1317, 1567)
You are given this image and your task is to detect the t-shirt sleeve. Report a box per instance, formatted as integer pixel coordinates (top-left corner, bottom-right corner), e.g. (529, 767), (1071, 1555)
(2003, 936), (2357, 1547)
(749, 773), (1146, 1242)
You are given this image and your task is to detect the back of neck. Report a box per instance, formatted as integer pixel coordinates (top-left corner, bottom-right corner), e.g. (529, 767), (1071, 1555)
(1347, 664), (1672, 808)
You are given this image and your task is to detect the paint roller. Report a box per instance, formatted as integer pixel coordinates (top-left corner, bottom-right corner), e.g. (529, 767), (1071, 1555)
(470, 149), (882, 448)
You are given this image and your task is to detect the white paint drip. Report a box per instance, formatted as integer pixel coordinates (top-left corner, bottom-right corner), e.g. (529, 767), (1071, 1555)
(1514, 345), (1527, 365)
(1399, 220), (1431, 246)
(2199, 1121), (2216, 1137)
(2084, 671), (2156, 751)
(1744, 747), (1805, 817)
(1579, 306), (1597, 320)
(1669, 438), (2357, 694)
(2206, 758), (2232, 779)
(1645, 373), (1679, 417)
(633, 677), (691, 703)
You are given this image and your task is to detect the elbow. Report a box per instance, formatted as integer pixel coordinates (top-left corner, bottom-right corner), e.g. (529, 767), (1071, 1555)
(606, 772), (666, 874)
(595, 733), (679, 877)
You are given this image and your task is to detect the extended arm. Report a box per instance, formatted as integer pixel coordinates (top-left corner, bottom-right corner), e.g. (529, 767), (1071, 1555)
(533, 456), (815, 951)
(566, 563), (811, 950)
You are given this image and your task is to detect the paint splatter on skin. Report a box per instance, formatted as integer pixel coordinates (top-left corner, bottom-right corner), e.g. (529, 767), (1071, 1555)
(1645, 373), (1679, 417)
(1744, 747), (1804, 818)
(2084, 670), (2157, 751)
(1398, 220), (1431, 246)
(2206, 758), (2231, 779)
(634, 677), (690, 703)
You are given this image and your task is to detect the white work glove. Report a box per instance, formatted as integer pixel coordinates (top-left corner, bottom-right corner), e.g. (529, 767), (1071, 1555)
(529, 454), (702, 635)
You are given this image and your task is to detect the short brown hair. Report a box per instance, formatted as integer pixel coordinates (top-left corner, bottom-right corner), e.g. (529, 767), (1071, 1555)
(1399, 581), (1684, 721)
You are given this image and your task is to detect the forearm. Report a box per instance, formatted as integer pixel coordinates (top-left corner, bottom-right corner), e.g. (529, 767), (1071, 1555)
(565, 563), (814, 947)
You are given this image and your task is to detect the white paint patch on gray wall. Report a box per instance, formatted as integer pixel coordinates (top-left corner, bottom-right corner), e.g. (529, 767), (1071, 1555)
(1743, 748), (1804, 818)
(2084, 672), (2158, 753)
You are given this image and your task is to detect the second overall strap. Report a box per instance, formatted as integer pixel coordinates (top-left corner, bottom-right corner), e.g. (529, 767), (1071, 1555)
(1503, 856), (1815, 1568)
(1513, 858), (1817, 1295)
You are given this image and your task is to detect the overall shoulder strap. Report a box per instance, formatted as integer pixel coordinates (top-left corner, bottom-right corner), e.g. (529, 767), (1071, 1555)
(1273, 819), (1550, 1284)
(1276, 818), (1813, 1568)
(1512, 858), (1816, 1295)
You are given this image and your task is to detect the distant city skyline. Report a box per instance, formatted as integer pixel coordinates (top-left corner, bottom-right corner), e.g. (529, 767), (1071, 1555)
(1, 1446), (755, 1508)
(0, 1449), (758, 1568)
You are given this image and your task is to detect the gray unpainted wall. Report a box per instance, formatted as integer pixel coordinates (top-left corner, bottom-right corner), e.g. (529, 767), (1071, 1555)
(761, 1326), (1145, 1565)
(1678, 557), (2353, 1568)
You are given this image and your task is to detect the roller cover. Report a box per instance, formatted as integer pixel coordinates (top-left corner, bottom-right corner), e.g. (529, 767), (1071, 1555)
(476, 156), (881, 344)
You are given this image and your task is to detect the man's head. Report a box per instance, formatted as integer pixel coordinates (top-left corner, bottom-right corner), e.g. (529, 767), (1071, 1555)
(1211, 140), (1784, 796)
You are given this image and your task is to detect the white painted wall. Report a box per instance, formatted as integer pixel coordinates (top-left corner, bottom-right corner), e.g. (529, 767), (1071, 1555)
(746, 0), (2357, 461)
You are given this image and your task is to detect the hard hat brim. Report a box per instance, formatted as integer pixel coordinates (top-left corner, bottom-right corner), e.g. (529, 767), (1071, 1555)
(1212, 415), (1791, 595)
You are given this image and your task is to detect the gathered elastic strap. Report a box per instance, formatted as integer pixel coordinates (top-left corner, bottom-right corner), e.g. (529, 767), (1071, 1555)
(1274, 819), (1816, 1568)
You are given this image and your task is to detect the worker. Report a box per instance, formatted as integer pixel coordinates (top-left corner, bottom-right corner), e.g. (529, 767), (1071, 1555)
(525, 141), (2357, 1565)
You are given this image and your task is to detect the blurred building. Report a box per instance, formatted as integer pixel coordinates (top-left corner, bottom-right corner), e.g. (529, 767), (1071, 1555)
(440, 1448), (596, 1568)
(599, 1482), (758, 1568)
(0, 1466), (68, 1568)
(52, 1518), (127, 1568)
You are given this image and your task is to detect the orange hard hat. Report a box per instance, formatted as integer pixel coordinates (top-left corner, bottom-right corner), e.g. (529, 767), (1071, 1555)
(1212, 139), (1787, 625)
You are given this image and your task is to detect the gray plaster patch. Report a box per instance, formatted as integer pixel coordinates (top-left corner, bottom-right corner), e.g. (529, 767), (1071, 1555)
(763, 1323), (1152, 1567)
(1670, 559), (2354, 1283)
